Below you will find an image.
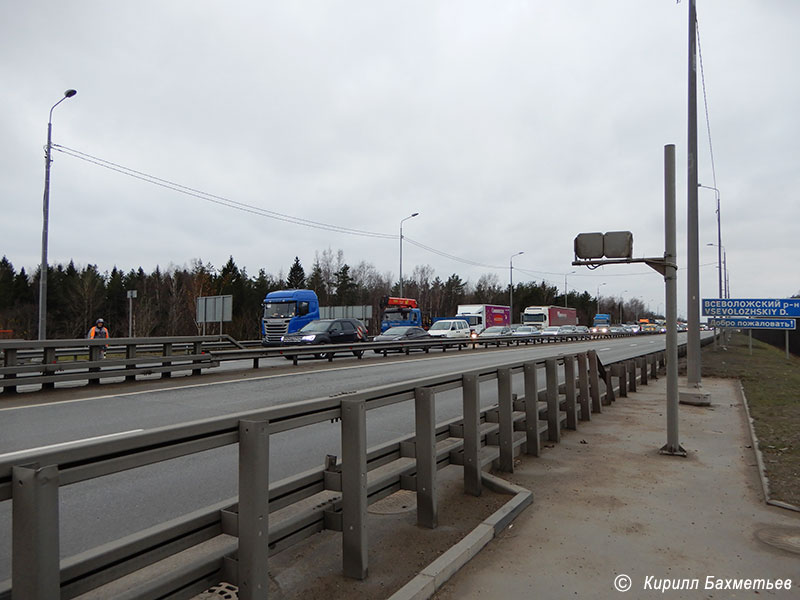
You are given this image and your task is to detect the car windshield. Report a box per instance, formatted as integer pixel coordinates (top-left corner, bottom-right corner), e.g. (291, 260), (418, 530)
(542, 326), (560, 332)
(263, 302), (296, 318)
(429, 321), (452, 330)
(483, 327), (506, 334)
(299, 320), (333, 333)
(382, 308), (410, 321)
(383, 327), (411, 335)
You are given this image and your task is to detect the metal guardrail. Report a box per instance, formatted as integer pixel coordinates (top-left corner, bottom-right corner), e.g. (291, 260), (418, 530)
(0, 343), (675, 600)
(1, 331), (641, 393)
(0, 335), (247, 393)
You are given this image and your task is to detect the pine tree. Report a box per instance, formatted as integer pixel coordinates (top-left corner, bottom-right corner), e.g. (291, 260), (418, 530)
(286, 257), (306, 289)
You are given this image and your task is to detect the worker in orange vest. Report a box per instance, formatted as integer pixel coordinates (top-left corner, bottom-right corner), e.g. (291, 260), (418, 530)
(88, 318), (110, 357)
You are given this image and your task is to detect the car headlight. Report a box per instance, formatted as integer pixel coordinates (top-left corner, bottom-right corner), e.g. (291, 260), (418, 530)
(301, 334), (317, 342)
(280, 335), (285, 342)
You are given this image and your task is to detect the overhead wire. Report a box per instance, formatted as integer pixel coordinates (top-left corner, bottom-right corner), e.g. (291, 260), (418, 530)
(53, 144), (713, 291)
(53, 144), (395, 240)
(696, 15), (718, 190)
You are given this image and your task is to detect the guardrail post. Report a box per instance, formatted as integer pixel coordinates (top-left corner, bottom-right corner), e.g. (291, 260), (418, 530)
(126, 344), (137, 382)
(341, 398), (368, 579)
(42, 347), (56, 390)
(238, 420), (270, 600)
(12, 464), (60, 600)
(640, 356), (648, 386)
(88, 344), (102, 385)
(462, 373), (481, 496)
(577, 353), (590, 422)
(564, 356), (577, 430)
(162, 342), (173, 378)
(588, 350), (602, 413)
(193, 341), (203, 376)
(3, 347), (18, 394)
(604, 367), (615, 405)
(523, 362), (541, 456)
(497, 368), (514, 473)
(415, 387), (437, 528)
(618, 363), (628, 397)
(545, 358), (560, 443)
(650, 353), (659, 380)
(628, 360), (636, 393)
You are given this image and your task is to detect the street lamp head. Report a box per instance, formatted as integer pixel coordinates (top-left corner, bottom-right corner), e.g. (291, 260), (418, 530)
(411, 212), (419, 218)
(64, 89), (77, 98)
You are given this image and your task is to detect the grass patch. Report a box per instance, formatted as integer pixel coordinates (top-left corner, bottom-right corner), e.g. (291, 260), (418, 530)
(701, 332), (800, 507)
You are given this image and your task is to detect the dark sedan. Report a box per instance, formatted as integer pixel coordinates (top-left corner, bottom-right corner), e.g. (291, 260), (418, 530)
(372, 326), (430, 352)
(281, 318), (367, 358)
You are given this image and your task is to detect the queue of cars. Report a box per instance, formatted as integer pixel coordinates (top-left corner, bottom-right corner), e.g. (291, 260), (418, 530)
(279, 316), (649, 360)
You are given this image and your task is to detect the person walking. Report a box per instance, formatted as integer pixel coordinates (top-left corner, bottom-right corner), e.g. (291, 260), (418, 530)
(88, 318), (110, 357)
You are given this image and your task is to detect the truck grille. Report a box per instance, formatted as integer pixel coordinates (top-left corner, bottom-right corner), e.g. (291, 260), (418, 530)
(264, 319), (289, 342)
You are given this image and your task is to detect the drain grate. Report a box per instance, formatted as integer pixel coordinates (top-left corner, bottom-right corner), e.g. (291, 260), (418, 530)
(199, 582), (238, 599)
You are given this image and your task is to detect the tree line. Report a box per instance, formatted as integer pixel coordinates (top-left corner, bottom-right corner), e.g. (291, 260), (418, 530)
(0, 249), (657, 340)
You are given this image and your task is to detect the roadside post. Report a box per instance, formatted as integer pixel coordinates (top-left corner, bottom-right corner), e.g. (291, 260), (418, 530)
(126, 290), (137, 337)
(572, 144), (686, 456)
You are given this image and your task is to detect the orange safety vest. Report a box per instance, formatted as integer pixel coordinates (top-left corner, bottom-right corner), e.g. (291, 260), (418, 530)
(89, 326), (110, 339)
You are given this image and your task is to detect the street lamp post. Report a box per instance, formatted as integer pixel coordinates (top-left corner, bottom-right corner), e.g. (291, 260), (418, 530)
(399, 212), (419, 297)
(707, 242), (728, 348)
(563, 271), (576, 308)
(596, 282), (607, 316)
(39, 89), (77, 340)
(699, 184), (722, 299)
(619, 289), (629, 324)
(509, 251), (524, 324)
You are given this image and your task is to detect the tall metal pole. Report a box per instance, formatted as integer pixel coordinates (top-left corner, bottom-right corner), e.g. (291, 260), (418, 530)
(662, 144), (685, 455)
(723, 250), (728, 297)
(509, 251), (523, 324)
(398, 212), (418, 297)
(699, 184), (723, 299)
(596, 283), (606, 316)
(686, 0), (702, 386)
(39, 89), (77, 340)
(563, 271), (575, 308)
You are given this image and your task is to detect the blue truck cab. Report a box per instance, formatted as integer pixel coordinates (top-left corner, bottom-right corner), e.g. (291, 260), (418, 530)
(591, 313), (611, 334)
(261, 289), (320, 346)
(380, 296), (422, 333)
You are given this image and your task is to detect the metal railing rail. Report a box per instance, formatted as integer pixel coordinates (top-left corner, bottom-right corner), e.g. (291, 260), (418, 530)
(0, 330), (642, 392)
(0, 342), (678, 600)
(0, 335), (244, 393)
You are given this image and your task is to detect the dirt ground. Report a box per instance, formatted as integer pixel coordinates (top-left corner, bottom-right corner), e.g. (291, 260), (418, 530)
(197, 465), (507, 600)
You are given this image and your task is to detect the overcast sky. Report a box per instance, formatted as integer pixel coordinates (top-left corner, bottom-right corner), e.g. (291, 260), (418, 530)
(2, 1), (798, 319)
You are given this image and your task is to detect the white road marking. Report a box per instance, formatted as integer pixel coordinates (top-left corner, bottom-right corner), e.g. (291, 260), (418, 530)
(0, 429), (144, 459)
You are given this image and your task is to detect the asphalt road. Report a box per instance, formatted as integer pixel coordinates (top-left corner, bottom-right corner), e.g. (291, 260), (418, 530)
(0, 333), (687, 583)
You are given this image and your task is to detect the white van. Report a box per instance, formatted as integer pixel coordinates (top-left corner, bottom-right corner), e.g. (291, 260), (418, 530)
(427, 319), (471, 338)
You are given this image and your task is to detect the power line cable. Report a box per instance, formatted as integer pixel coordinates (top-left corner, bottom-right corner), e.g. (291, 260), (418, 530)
(53, 144), (396, 240)
(696, 14), (717, 190)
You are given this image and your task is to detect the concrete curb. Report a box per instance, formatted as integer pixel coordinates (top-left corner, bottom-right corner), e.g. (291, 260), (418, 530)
(737, 380), (800, 514)
(386, 473), (533, 600)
